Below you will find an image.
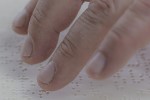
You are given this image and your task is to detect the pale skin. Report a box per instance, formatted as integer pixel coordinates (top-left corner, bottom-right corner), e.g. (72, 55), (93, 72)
(12, 0), (150, 91)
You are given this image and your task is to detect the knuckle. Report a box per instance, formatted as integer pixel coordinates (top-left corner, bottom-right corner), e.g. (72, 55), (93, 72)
(90, 0), (112, 10)
(111, 25), (128, 41)
(111, 26), (138, 49)
(58, 35), (77, 58)
(129, 0), (150, 20)
(139, 0), (150, 9)
(30, 8), (46, 27)
(82, 0), (116, 26)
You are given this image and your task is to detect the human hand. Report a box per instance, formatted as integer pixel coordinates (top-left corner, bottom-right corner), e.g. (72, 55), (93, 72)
(12, 0), (150, 91)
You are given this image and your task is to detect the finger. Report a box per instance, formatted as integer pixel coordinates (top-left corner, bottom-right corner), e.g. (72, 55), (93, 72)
(22, 0), (83, 64)
(12, 0), (38, 35)
(86, 0), (150, 80)
(37, 0), (132, 91)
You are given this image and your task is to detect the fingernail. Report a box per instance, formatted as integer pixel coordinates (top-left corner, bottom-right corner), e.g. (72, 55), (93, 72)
(14, 10), (27, 27)
(38, 61), (57, 84)
(22, 35), (33, 58)
(87, 52), (106, 77)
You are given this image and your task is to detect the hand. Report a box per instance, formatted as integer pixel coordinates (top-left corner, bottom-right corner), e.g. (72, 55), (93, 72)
(12, 0), (150, 91)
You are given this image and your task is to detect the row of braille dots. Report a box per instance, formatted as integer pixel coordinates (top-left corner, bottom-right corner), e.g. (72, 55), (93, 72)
(139, 47), (150, 63)
(71, 76), (85, 96)
(114, 71), (146, 82)
(71, 75), (103, 97)
(1, 36), (47, 99)
(112, 68), (150, 91)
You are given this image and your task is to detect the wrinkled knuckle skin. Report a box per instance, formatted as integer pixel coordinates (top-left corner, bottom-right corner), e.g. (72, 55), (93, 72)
(139, 0), (150, 9)
(111, 25), (127, 41)
(129, 0), (150, 20)
(30, 7), (46, 27)
(111, 25), (139, 49)
(82, 0), (116, 26)
(58, 35), (77, 58)
(91, 0), (112, 10)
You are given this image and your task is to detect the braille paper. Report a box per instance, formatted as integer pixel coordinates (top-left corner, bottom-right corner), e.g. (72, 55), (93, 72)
(1, 1), (150, 100)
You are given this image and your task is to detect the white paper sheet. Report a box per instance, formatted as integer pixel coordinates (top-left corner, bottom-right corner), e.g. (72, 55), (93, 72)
(1, 0), (150, 100)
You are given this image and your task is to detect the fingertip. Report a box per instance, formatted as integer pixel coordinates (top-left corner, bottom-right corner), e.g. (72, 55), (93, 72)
(21, 34), (58, 65)
(12, 10), (29, 35)
(86, 68), (111, 80)
(12, 26), (27, 35)
(37, 77), (52, 91)
(21, 53), (51, 65)
(86, 52), (107, 80)
(12, 19), (28, 35)
(37, 61), (63, 91)
(37, 79), (59, 91)
(12, 0), (39, 35)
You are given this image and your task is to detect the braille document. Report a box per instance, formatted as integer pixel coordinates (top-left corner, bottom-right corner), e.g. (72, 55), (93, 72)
(0, 0), (150, 100)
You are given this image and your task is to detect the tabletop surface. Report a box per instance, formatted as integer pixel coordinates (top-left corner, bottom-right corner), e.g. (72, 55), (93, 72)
(1, 0), (150, 100)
